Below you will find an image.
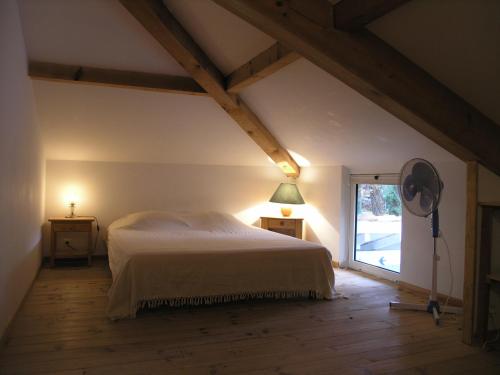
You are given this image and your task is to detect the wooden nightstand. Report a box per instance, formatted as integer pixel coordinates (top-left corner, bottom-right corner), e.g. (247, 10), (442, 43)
(260, 217), (303, 239)
(48, 217), (95, 266)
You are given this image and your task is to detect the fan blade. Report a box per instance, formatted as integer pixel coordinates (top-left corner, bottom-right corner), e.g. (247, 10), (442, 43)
(412, 162), (435, 191)
(420, 186), (434, 212)
(402, 174), (417, 201)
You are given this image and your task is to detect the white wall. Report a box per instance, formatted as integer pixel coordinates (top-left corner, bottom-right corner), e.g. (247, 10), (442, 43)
(44, 160), (286, 254)
(400, 160), (467, 299)
(0, 0), (44, 338)
(298, 166), (350, 263)
(44, 161), (351, 260)
(44, 158), (469, 300)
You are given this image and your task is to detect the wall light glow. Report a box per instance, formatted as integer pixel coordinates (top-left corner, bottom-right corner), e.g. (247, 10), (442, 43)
(287, 150), (311, 167)
(301, 204), (339, 259)
(235, 202), (339, 260)
(235, 202), (275, 225)
(60, 184), (84, 208)
(266, 150), (311, 168)
(235, 202), (313, 225)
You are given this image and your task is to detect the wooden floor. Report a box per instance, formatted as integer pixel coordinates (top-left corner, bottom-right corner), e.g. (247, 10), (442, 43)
(0, 261), (498, 375)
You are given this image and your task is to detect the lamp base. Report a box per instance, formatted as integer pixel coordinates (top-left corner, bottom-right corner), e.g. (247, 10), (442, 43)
(66, 202), (76, 218)
(281, 207), (292, 217)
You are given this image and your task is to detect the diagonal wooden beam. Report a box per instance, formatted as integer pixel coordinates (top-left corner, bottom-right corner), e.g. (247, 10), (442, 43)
(29, 61), (207, 96)
(226, 42), (300, 93)
(334, 0), (410, 31)
(120, 0), (299, 176)
(213, 0), (500, 176)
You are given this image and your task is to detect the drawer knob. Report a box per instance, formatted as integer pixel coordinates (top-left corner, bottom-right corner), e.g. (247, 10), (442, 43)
(280, 221), (284, 226)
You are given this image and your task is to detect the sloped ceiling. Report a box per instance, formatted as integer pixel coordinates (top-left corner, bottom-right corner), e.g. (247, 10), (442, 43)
(164, 0), (275, 75)
(239, 58), (455, 173)
(18, 0), (498, 172)
(369, 0), (500, 125)
(18, 0), (185, 75)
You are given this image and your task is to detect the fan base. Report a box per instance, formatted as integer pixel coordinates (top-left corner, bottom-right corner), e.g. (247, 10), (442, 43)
(389, 301), (462, 326)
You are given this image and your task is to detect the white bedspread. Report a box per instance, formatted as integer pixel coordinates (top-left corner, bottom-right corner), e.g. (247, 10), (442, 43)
(106, 212), (335, 319)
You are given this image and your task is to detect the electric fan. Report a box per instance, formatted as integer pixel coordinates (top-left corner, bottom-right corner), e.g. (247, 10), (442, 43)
(389, 158), (462, 325)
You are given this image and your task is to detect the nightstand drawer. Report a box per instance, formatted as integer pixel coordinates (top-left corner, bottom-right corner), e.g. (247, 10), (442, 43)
(266, 218), (296, 229)
(53, 223), (90, 232)
(260, 217), (303, 239)
(49, 216), (95, 267)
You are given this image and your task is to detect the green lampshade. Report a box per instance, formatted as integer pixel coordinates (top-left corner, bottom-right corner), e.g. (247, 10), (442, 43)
(269, 183), (305, 205)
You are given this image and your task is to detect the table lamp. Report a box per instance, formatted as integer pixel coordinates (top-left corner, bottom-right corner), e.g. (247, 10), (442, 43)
(269, 183), (305, 217)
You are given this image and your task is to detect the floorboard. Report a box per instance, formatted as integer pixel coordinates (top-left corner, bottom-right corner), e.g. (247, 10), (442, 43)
(0, 260), (497, 374)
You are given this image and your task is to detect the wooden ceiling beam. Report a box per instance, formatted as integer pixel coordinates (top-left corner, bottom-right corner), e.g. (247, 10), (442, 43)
(29, 61), (207, 96)
(213, 0), (500, 176)
(334, 0), (410, 32)
(120, 0), (299, 176)
(226, 42), (300, 93)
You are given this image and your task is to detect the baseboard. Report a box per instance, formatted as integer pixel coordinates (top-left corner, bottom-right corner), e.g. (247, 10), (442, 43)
(42, 254), (108, 265)
(0, 256), (42, 346)
(397, 280), (463, 307)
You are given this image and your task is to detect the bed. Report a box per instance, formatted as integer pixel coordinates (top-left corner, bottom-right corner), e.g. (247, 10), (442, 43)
(106, 211), (335, 319)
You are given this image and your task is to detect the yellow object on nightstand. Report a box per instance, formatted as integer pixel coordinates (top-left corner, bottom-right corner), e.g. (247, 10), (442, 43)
(260, 217), (303, 239)
(48, 217), (95, 266)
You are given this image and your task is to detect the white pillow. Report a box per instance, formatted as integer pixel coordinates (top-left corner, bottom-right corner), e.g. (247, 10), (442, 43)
(181, 211), (249, 232)
(116, 211), (189, 231)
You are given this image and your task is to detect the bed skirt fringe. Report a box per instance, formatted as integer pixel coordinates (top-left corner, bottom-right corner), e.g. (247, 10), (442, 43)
(138, 290), (325, 310)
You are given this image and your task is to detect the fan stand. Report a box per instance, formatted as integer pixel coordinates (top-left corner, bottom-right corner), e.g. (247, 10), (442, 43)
(389, 210), (463, 325)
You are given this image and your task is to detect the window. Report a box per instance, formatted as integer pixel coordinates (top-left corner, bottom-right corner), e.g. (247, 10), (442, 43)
(349, 175), (402, 277)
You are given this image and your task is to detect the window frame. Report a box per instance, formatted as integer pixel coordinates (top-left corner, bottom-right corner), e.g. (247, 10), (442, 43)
(348, 174), (402, 281)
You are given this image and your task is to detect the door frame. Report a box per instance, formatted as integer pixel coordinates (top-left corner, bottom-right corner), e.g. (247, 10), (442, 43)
(348, 174), (402, 281)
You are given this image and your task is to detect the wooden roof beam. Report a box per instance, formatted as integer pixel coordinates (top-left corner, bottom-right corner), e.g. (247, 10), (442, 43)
(226, 42), (300, 93)
(334, 0), (411, 32)
(120, 0), (299, 176)
(29, 61), (207, 96)
(213, 0), (500, 176)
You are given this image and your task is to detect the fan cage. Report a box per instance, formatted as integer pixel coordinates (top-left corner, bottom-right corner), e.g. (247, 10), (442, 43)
(398, 158), (443, 217)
